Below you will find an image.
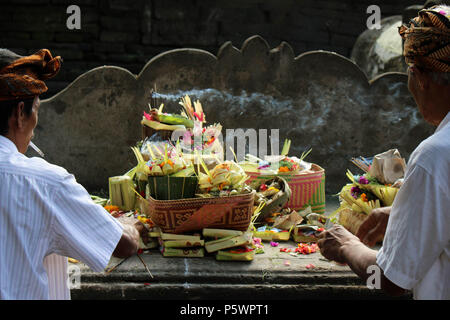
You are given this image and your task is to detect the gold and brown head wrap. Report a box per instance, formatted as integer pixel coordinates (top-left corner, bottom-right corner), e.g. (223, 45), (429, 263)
(399, 5), (450, 72)
(0, 49), (62, 102)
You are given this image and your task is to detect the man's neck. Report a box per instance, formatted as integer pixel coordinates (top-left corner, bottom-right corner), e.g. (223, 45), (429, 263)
(4, 132), (23, 154)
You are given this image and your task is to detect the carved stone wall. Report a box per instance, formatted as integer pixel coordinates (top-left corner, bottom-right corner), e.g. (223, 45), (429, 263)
(36, 36), (434, 194)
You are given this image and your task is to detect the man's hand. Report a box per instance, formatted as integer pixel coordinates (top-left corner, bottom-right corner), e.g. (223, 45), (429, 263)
(113, 215), (149, 258)
(116, 215), (150, 245)
(317, 225), (361, 264)
(356, 206), (391, 248)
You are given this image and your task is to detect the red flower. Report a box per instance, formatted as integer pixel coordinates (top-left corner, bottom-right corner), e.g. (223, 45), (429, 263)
(194, 112), (204, 122)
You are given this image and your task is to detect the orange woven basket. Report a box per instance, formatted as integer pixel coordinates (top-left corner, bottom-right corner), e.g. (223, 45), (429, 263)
(141, 191), (255, 234)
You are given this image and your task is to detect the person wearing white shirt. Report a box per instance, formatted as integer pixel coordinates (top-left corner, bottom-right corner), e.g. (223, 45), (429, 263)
(0, 48), (147, 300)
(317, 5), (450, 300)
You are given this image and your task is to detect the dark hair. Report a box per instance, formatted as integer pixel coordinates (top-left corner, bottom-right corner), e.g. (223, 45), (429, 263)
(0, 49), (35, 136)
(0, 98), (35, 136)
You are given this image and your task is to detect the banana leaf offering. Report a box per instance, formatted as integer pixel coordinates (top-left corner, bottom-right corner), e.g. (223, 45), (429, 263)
(128, 140), (198, 200)
(330, 150), (405, 237)
(141, 99), (194, 133)
(141, 94), (223, 161)
(241, 139), (313, 175)
(196, 159), (251, 198)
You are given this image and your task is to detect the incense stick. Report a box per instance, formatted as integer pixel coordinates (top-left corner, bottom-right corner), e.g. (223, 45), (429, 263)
(137, 253), (154, 279)
(105, 257), (128, 274)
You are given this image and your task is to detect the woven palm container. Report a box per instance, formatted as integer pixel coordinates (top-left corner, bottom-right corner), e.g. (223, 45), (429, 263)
(141, 191), (255, 234)
(338, 208), (384, 243)
(246, 163), (325, 214)
(338, 208), (367, 234)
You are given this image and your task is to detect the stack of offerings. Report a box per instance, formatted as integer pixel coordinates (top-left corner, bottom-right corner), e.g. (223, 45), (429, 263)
(203, 228), (255, 261)
(241, 140), (326, 214)
(129, 98), (254, 234)
(252, 177), (292, 224)
(102, 204), (161, 250)
(253, 207), (304, 242)
(158, 232), (205, 258)
(332, 149), (405, 237)
(251, 177), (299, 242)
(132, 142), (198, 201)
(141, 94), (223, 165)
(291, 207), (327, 243)
(137, 217), (161, 250)
(142, 159), (255, 235)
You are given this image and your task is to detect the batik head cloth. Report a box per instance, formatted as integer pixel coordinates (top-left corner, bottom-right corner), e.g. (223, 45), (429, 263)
(399, 5), (450, 72)
(0, 49), (62, 102)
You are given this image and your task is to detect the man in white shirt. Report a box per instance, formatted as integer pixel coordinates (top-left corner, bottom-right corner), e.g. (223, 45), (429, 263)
(317, 5), (450, 299)
(0, 49), (147, 299)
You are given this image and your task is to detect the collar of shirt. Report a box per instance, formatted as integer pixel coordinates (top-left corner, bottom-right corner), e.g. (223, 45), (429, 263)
(436, 111), (450, 133)
(0, 135), (19, 154)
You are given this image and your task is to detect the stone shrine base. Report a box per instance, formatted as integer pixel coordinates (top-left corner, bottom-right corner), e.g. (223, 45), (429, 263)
(70, 196), (412, 300)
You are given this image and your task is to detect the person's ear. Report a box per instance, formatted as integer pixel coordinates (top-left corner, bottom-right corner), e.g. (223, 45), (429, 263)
(14, 101), (26, 130)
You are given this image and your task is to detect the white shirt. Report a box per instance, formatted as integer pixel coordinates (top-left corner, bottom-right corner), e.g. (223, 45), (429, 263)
(377, 111), (450, 300)
(0, 136), (123, 300)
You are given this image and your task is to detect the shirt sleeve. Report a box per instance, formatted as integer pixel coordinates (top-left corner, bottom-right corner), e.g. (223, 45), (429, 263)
(48, 174), (124, 272)
(376, 164), (450, 290)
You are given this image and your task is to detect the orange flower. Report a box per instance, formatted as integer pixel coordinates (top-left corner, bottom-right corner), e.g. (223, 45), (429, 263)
(278, 166), (290, 172)
(361, 193), (369, 202)
(271, 212), (281, 217)
(218, 182), (228, 190)
(104, 205), (120, 213)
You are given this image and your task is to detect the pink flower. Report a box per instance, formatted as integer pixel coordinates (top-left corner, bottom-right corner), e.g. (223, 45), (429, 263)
(270, 241), (279, 247)
(253, 237), (262, 245)
(351, 186), (361, 199)
(143, 111), (153, 121)
(358, 176), (369, 184)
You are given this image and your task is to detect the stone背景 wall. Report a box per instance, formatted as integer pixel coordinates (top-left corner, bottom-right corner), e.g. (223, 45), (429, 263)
(34, 36), (435, 195)
(0, 0), (421, 98)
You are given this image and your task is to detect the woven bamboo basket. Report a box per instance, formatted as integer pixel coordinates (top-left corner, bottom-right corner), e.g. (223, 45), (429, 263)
(141, 190), (255, 234)
(246, 163), (326, 214)
(253, 176), (292, 224)
(338, 208), (367, 234)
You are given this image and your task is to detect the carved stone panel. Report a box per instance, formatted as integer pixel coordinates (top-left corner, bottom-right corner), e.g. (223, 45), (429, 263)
(37, 35), (434, 193)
